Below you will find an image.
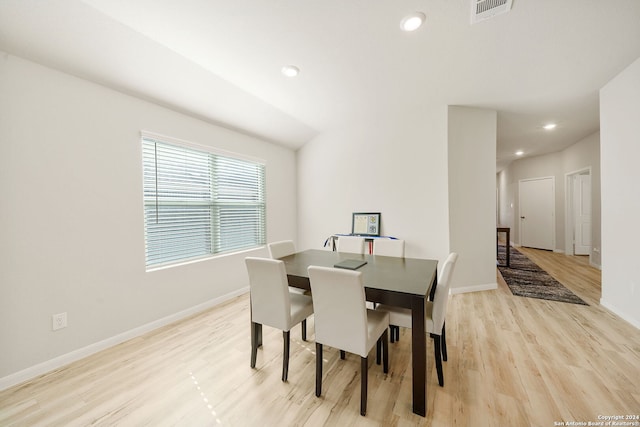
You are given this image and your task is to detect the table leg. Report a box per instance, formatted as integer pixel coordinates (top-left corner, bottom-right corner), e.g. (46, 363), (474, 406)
(497, 228), (511, 267)
(506, 229), (510, 267)
(428, 272), (438, 302)
(410, 296), (427, 416)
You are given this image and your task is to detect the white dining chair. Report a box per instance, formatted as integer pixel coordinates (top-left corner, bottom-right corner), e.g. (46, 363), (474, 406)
(268, 240), (296, 259)
(337, 236), (366, 254)
(373, 238), (405, 257)
(268, 240), (309, 295)
(375, 252), (458, 387)
(307, 265), (389, 416)
(245, 257), (314, 382)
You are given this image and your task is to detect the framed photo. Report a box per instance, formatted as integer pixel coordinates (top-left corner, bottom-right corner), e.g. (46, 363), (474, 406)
(351, 212), (381, 237)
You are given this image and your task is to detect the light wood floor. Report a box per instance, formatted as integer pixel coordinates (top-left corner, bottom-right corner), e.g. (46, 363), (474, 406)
(1, 248), (639, 426)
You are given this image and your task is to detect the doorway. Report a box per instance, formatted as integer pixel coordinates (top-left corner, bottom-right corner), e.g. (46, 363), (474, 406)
(565, 168), (592, 258)
(519, 177), (555, 250)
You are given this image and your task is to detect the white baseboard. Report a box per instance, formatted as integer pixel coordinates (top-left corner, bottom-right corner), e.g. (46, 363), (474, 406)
(0, 287), (249, 392)
(450, 282), (498, 294)
(590, 261), (602, 270)
(600, 299), (640, 330)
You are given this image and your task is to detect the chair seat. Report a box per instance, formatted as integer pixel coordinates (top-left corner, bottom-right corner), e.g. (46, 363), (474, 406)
(375, 303), (435, 334)
(289, 292), (314, 329)
(364, 309), (390, 357)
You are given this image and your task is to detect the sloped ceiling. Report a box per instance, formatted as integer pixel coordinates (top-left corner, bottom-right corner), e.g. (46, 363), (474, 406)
(1, 0), (640, 169)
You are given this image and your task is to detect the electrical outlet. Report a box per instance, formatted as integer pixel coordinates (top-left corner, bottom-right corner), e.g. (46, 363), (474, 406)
(52, 312), (67, 331)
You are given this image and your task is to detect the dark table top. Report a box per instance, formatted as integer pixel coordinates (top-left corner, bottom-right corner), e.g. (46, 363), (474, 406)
(279, 249), (438, 298)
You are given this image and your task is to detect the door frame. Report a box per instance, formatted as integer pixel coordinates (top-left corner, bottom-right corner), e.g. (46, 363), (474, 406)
(518, 176), (556, 250)
(565, 167), (592, 260)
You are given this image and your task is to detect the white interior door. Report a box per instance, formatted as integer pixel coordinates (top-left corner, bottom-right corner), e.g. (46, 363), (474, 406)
(519, 177), (555, 250)
(573, 174), (592, 255)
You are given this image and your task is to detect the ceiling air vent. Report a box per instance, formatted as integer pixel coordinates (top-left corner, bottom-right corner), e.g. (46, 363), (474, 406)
(471, 0), (513, 24)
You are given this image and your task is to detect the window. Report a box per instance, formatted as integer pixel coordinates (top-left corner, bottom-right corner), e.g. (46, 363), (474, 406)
(141, 133), (266, 268)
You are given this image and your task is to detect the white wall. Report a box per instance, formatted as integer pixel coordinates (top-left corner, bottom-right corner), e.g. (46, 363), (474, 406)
(0, 53), (298, 384)
(599, 56), (640, 329)
(562, 132), (601, 266)
(296, 107), (450, 262)
(497, 170), (511, 230)
(448, 106), (498, 292)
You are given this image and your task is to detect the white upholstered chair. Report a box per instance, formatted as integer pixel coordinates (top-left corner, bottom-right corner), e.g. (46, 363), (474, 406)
(268, 240), (296, 259)
(375, 252), (458, 387)
(337, 236), (366, 254)
(307, 266), (389, 416)
(373, 238), (405, 257)
(245, 257), (314, 382)
(268, 240), (306, 294)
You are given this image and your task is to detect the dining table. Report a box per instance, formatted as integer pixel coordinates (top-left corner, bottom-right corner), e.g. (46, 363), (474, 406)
(278, 249), (438, 417)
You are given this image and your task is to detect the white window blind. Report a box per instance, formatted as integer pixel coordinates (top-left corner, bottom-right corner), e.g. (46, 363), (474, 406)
(142, 135), (265, 268)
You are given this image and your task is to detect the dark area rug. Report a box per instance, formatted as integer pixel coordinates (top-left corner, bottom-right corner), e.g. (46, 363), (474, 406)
(498, 244), (588, 305)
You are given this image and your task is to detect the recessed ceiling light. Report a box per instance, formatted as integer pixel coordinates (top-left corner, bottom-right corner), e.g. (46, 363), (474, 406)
(281, 65), (300, 77)
(515, 151), (524, 156)
(543, 123), (557, 130)
(401, 12), (426, 32)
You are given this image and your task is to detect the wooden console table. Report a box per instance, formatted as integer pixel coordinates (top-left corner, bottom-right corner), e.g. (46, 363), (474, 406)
(497, 226), (510, 267)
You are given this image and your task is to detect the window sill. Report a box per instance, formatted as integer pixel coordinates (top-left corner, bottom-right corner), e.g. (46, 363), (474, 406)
(145, 246), (266, 273)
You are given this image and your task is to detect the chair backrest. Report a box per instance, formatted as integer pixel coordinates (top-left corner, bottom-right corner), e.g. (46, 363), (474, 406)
(337, 236), (365, 254)
(245, 257), (291, 331)
(268, 240), (295, 259)
(373, 238), (405, 257)
(307, 266), (369, 356)
(431, 252), (459, 332)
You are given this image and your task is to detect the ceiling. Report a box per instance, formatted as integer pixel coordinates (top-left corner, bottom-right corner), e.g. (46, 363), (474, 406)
(2, 0), (640, 170)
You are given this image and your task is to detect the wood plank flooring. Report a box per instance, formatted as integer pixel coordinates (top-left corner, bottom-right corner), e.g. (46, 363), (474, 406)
(1, 248), (639, 426)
